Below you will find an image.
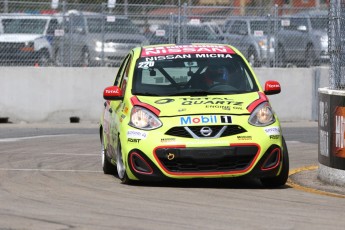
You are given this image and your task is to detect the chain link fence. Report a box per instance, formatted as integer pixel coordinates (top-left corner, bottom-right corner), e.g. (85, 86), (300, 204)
(328, 0), (345, 89)
(0, 0), (330, 67)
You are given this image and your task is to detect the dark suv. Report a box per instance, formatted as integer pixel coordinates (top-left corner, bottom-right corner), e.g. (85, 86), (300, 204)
(275, 10), (328, 67)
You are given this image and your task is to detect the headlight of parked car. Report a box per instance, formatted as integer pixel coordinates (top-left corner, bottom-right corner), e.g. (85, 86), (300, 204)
(129, 106), (162, 130)
(320, 35), (328, 48)
(248, 102), (275, 126)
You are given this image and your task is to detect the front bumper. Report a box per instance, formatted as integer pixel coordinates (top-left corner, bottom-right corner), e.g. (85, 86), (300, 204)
(125, 142), (283, 181)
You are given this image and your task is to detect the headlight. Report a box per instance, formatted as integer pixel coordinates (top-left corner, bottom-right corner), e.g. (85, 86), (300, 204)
(129, 106), (162, 130)
(320, 35), (328, 47)
(258, 39), (268, 49)
(20, 41), (35, 52)
(248, 102), (275, 126)
(95, 41), (102, 48)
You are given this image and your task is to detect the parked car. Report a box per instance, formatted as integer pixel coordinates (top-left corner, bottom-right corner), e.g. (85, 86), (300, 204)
(0, 13), (61, 66)
(55, 10), (149, 67)
(275, 10), (329, 67)
(147, 23), (224, 45)
(223, 17), (276, 67)
(100, 43), (289, 187)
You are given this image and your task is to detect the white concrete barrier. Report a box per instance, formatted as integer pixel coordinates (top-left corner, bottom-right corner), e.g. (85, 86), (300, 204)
(0, 66), (329, 123)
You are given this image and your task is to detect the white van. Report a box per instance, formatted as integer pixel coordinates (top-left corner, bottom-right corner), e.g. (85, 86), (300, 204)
(0, 14), (61, 66)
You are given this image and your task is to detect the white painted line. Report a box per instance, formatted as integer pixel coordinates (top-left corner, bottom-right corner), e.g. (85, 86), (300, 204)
(286, 140), (302, 144)
(42, 153), (98, 156)
(0, 168), (102, 173)
(0, 134), (77, 142)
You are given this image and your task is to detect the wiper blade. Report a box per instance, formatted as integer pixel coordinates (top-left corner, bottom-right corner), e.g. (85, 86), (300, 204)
(135, 92), (159, 96)
(168, 90), (210, 96)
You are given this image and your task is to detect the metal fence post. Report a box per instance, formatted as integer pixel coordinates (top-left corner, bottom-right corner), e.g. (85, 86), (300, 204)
(101, 3), (105, 67)
(178, 0), (181, 44)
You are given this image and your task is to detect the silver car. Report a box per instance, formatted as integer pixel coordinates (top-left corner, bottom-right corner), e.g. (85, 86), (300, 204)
(55, 10), (149, 67)
(223, 17), (275, 67)
(275, 10), (328, 67)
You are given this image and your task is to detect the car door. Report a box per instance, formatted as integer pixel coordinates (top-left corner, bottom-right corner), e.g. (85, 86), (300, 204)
(283, 17), (309, 61)
(107, 54), (132, 159)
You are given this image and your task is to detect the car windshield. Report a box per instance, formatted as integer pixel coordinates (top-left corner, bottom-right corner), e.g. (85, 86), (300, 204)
(310, 17), (328, 30)
(133, 55), (259, 96)
(87, 17), (140, 34)
(250, 20), (275, 35)
(2, 18), (47, 34)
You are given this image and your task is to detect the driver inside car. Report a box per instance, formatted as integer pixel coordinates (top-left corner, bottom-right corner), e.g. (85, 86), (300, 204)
(191, 65), (230, 90)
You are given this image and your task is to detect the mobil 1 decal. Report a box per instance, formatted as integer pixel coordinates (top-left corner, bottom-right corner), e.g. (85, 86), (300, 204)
(180, 115), (232, 125)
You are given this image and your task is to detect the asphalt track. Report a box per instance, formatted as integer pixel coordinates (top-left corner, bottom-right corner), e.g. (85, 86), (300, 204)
(0, 121), (344, 230)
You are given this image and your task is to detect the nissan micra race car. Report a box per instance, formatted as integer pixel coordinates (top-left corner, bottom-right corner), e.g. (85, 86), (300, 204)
(100, 43), (289, 187)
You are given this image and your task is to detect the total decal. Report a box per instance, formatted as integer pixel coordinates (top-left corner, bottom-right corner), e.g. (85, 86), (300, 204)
(180, 97), (243, 106)
(180, 115), (232, 125)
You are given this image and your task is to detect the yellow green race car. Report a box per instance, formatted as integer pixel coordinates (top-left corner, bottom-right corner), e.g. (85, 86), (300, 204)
(100, 43), (289, 187)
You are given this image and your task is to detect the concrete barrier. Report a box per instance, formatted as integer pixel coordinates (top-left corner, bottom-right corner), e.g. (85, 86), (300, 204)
(0, 66), (330, 123)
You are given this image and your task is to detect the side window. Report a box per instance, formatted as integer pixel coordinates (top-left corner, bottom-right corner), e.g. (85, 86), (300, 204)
(288, 18), (308, 30)
(47, 19), (58, 34)
(114, 54), (131, 86)
(119, 56), (132, 96)
(229, 21), (247, 35)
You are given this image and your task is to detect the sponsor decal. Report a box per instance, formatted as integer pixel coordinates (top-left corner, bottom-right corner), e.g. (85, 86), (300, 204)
(180, 115), (217, 125)
(141, 45), (235, 57)
(128, 138), (141, 143)
(127, 130), (147, 139)
(144, 53), (233, 61)
(180, 97), (243, 106)
(237, 135), (252, 140)
(123, 107), (129, 114)
(333, 107), (345, 158)
(161, 138), (176, 143)
(220, 115), (232, 124)
(205, 105), (231, 111)
(319, 100), (329, 157)
(155, 98), (175, 104)
(269, 135), (280, 140)
(264, 127), (280, 135)
(119, 114), (126, 123)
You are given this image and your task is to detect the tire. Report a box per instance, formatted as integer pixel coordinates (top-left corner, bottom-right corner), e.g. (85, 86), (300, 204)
(260, 137), (289, 188)
(276, 45), (286, 68)
(80, 48), (90, 67)
(116, 138), (132, 184)
(37, 51), (51, 66)
(305, 45), (316, 68)
(101, 133), (116, 175)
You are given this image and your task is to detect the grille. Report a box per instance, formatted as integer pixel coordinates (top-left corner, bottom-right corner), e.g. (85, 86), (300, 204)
(165, 125), (247, 138)
(0, 42), (25, 53)
(155, 146), (258, 173)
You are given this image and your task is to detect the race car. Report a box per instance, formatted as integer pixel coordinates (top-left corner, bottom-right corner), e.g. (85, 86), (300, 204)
(100, 43), (289, 187)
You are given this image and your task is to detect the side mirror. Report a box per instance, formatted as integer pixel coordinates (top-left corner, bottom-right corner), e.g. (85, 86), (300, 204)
(264, 80), (281, 95)
(103, 86), (123, 100)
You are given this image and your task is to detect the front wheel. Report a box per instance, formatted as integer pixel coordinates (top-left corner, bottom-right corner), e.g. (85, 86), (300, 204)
(260, 137), (289, 188)
(116, 139), (132, 184)
(101, 133), (116, 175)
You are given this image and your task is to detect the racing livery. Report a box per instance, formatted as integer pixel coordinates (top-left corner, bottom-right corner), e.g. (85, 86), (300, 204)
(100, 43), (289, 187)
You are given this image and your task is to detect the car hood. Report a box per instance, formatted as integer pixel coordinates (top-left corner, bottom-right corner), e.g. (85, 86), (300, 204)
(136, 92), (263, 117)
(0, 34), (43, 42)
